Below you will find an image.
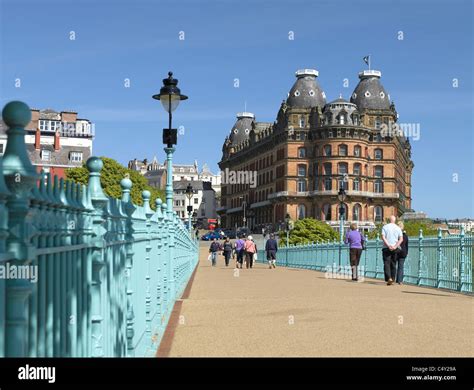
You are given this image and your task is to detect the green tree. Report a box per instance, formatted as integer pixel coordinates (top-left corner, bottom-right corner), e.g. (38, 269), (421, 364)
(66, 157), (164, 209)
(280, 218), (338, 246)
(366, 220), (438, 239)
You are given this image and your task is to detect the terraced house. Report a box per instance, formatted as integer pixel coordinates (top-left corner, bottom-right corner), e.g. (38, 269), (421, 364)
(218, 68), (414, 232)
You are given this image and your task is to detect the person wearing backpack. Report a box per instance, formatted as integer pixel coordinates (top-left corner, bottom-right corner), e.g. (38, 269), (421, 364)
(395, 221), (409, 285)
(344, 223), (365, 281)
(222, 237), (233, 267)
(244, 235), (257, 269)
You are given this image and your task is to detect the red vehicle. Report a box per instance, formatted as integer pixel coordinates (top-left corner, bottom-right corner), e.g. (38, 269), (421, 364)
(207, 219), (218, 230)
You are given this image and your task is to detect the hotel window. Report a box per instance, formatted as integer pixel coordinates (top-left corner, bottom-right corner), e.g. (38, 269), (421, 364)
(297, 164), (307, 177)
(297, 180), (307, 192)
(352, 114), (359, 125)
(297, 204), (306, 219)
(353, 204), (361, 221)
(375, 117), (382, 129)
(338, 162), (348, 175)
(374, 148), (383, 160)
(194, 198), (198, 204)
(337, 113), (346, 125)
(41, 149), (51, 161)
(323, 204), (332, 221)
(298, 147), (306, 158)
(324, 145), (332, 156)
(299, 116), (306, 128)
(374, 166), (384, 178)
(69, 151), (83, 163)
(374, 206), (383, 222)
(353, 177), (360, 191)
(50, 121), (60, 132)
(353, 163), (361, 176)
(338, 144), (348, 156)
(354, 145), (361, 157)
(374, 180), (383, 193)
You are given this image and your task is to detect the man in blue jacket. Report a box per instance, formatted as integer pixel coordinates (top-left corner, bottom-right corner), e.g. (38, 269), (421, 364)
(265, 233), (278, 269)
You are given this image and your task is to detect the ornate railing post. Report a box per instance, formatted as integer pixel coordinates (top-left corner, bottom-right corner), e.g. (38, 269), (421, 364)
(142, 190), (154, 348)
(437, 228), (443, 288)
(375, 233), (380, 280)
(2, 101), (38, 357)
(167, 208), (176, 302)
(120, 177), (135, 357)
(417, 229), (424, 286)
(161, 203), (169, 315)
(86, 157), (108, 357)
(459, 226), (467, 292)
(154, 198), (164, 344)
(0, 125), (10, 358)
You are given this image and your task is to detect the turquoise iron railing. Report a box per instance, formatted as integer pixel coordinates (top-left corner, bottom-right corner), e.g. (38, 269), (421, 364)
(258, 231), (473, 294)
(0, 101), (199, 357)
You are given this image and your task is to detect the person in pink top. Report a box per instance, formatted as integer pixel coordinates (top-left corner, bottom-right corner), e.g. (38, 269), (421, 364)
(244, 235), (257, 269)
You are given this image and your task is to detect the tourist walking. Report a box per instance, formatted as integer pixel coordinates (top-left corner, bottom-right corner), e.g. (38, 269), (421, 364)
(222, 237), (233, 267)
(344, 223), (365, 281)
(244, 235), (257, 269)
(381, 216), (403, 285)
(396, 222), (409, 285)
(234, 235), (245, 269)
(265, 233), (278, 269)
(209, 238), (220, 267)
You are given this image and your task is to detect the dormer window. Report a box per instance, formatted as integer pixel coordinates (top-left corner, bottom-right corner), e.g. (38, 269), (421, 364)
(299, 116), (306, 128)
(365, 91), (371, 97)
(69, 151), (83, 163)
(380, 92), (385, 98)
(294, 90), (300, 97)
(352, 92), (357, 99)
(309, 90), (315, 96)
(41, 149), (51, 161)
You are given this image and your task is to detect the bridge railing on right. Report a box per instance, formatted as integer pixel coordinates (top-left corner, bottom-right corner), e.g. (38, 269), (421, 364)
(258, 229), (472, 293)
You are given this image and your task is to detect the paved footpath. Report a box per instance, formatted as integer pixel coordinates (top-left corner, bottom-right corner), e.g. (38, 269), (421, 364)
(160, 244), (473, 357)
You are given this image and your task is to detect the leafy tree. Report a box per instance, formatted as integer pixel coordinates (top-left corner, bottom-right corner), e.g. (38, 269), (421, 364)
(279, 218), (338, 246)
(366, 220), (438, 239)
(66, 157), (164, 209)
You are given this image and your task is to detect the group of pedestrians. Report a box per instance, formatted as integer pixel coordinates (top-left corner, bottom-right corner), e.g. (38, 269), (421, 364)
(208, 233), (280, 269)
(344, 215), (409, 285)
(208, 235), (258, 269)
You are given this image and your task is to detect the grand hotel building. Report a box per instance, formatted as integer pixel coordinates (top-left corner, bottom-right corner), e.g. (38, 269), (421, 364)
(218, 68), (414, 232)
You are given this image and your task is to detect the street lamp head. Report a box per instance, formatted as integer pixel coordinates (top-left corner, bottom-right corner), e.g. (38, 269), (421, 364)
(152, 71), (188, 113)
(338, 187), (346, 203)
(185, 183), (193, 200)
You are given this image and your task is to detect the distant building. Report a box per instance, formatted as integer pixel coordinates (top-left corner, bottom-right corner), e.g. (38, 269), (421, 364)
(0, 108), (94, 178)
(173, 180), (217, 223)
(128, 157), (221, 196)
(447, 219), (474, 233)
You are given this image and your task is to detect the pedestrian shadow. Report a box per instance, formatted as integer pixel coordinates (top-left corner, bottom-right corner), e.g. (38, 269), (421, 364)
(401, 291), (454, 297)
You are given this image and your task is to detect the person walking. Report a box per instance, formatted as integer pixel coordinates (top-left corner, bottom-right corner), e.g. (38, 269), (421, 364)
(396, 221), (409, 285)
(265, 233), (278, 269)
(234, 235), (245, 269)
(381, 216), (403, 285)
(244, 235), (257, 269)
(222, 237), (233, 267)
(209, 238), (220, 267)
(344, 223), (365, 281)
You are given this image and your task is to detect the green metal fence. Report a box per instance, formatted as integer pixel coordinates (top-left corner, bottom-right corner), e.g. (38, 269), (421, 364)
(258, 231), (473, 294)
(0, 101), (199, 357)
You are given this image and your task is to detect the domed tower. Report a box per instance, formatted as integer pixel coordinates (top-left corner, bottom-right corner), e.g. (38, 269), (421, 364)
(350, 70), (395, 129)
(221, 112), (255, 158)
(323, 95), (360, 126)
(275, 69), (326, 134)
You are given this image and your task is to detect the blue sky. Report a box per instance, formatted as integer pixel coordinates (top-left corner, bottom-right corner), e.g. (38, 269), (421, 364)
(1, 0), (472, 218)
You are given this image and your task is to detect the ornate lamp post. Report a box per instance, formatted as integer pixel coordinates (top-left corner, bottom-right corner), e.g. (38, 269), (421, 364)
(338, 187), (347, 268)
(185, 182), (193, 232)
(152, 72), (188, 212)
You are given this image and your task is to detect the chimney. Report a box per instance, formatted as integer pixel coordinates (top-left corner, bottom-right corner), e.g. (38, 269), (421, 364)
(54, 130), (60, 151)
(35, 127), (41, 150)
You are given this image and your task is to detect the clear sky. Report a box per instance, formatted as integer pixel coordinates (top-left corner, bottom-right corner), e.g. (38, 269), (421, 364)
(1, 0), (472, 218)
